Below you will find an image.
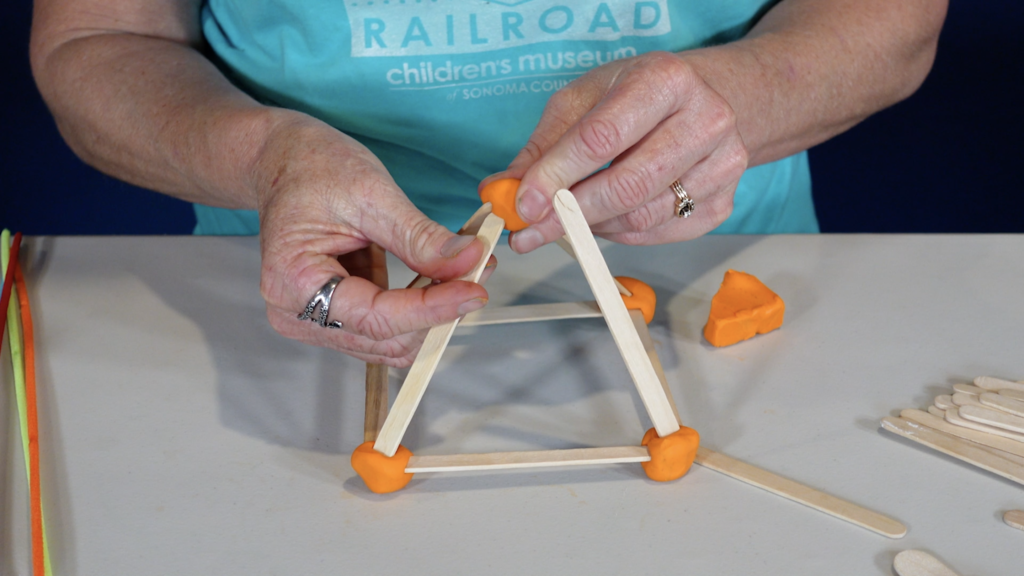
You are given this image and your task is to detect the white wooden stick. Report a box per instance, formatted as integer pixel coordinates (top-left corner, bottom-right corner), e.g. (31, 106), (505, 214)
(945, 406), (1024, 443)
(979, 392), (1024, 418)
(951, 392), (985, 410)
(405, 446), (651, 473)
(374, 213), (506, 457)
(693, 447), (906, 538)
(553, 189), (679, 438)
(1000, 388), (1024, 402)
(881, 416), (1024, 486)
(901, 408), (1024, 460)
(1005, 509), (1024, 531)
(459, 301), (602, 327)
(406, 203), (495, 290)
(893, 550), (961, 576)
(934, 395), (954, 410)
(975, 376), (1024, 393)
(630, 309), (682, 425)
(959, 404), (1024, 435)
(952, 383), (985, 396)
(554, 236), (633, 297)
(928, 406), (946, 418)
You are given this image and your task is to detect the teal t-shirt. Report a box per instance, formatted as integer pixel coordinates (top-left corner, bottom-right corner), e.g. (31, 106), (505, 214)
(197, 0), (818, 235)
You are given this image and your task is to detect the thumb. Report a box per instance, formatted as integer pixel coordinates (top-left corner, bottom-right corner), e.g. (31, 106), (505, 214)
(365, 196), (485, 282)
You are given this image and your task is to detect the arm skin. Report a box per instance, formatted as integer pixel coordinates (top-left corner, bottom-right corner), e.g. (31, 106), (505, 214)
(497, 0), (949, 251)
(31, 0), (493, 367)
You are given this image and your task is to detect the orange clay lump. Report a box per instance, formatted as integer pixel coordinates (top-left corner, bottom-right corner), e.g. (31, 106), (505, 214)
(704, 269), (785, 347)
(615, 276), (656, 323)
(350, 442), (415, 494)
(479, 178), (529, 231)
(641, 426), (700, 481)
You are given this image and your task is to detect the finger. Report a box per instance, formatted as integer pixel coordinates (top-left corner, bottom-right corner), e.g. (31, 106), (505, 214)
(514, 53), (688, 226)
(268, 305), (426, 368)
(590, 134), (746, 238)
(353, 179), (486, 283)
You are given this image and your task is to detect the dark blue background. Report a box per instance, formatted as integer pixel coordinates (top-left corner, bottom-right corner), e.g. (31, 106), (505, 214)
(2, 1), (1021, 235)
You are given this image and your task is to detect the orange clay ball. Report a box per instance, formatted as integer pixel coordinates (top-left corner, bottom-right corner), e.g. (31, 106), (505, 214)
(350, 442), (415, 494)
(641, 426), (700, 482)
(615, 277), (656, 324)
(479, 178), (529, 232)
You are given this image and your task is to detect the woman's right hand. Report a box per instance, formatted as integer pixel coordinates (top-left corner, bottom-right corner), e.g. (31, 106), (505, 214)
(254, 115), (494, 367)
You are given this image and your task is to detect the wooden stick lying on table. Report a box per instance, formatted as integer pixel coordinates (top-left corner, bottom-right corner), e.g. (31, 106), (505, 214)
(945, 407), (1024, 443)
(459, 300), (602, 327)
(553, 189), (679, 437)
(951, 392), (985, 410)
(406, 446), (651, 473)
(953, 383), (985, 396)
(693, 447), (907, 538)
(1001, 388), (1024, 401)
(928, 406), (946, 418)
(901, 409), (1024, 460)
(959, 404), (1024, 434)
(979, 392), (1024, 418)
(1005, 510), (1024, 531)
(975, 376), (1024, 394)
(374, 213), (506, 457)
(881, 416), (1024, 486)
(893, 549), (962, 576)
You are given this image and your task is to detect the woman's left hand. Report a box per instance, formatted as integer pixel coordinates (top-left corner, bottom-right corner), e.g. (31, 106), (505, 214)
(486, 51), (749, 253)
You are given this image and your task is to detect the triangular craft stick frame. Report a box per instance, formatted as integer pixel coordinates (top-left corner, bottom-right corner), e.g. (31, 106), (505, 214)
(354, 190), (694, 487)
(349, 188), (907, 540)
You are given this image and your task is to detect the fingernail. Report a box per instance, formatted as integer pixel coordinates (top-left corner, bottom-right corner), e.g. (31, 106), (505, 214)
(518, 187), (549, 222)
(457, 297), (487, 315)
(440, 235), (475, 258)
(511, 228), (544, 254)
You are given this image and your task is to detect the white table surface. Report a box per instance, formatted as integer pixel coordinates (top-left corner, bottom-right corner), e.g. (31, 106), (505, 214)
(2, 234), (1022, 575)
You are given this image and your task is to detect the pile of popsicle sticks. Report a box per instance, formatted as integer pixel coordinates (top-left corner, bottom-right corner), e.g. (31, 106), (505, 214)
(881, 376), (1024, 486)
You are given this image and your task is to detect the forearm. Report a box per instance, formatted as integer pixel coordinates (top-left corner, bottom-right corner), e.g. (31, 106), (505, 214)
(31, 5), (310, 210)
(681, 0), (947, 166)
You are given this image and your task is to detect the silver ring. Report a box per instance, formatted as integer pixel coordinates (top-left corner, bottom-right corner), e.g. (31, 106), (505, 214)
(671, 180), (695, 219)
(297, 276), (344, 329)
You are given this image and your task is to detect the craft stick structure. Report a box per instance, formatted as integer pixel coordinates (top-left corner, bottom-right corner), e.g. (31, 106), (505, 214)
(350, 182), (697, 494)
(347, 181), (906, 539)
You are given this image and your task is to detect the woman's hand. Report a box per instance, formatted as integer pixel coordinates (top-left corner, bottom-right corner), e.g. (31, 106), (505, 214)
(488, 51), (749, 253)
(255, 117), (495, 367)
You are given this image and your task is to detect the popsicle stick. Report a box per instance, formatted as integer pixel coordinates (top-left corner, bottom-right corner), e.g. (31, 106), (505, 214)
(901, 408), (1024, 460)
(406, 203), (495, 290)
(405, 446), (650, 473)
(554, 236), (632, 297)
(881, 416), (1024, 486)
(553, 189), (678, 438)
(630, 309), (682, 425)
(374, 213), (506, 457)
(979, 392), (1024, 418)
(959, 405), (1024, 435)
(1005, 510), (1024, 531)
(893, 549), (961, 576)
(975, 376), (1024, 393)
(459, 301), (602, 327)
(1001, 388), (1024, 402)
(928, 406), (946, 418)
(951, 392), (985, 410)
(934, 395), (954, 410)
(952, 383), (985, 396)
(364, 363), (389, 443)
(693, 447), (905, 538)
(945, 407), (1024, 443)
